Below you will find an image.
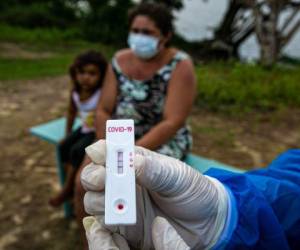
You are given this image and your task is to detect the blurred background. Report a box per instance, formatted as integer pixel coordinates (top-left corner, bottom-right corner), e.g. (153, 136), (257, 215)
(0, 0), (300, 249)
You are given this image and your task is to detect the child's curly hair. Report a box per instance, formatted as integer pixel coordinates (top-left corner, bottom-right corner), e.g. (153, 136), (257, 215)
(69, 50), (107, 92)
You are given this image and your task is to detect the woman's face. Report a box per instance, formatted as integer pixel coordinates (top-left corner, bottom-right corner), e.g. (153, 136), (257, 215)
(76, 64), (101, 90)
(130, 15), (170, 49)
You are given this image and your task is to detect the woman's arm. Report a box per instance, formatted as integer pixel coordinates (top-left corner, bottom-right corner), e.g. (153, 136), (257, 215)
(95, 64), (118, 139)
(65, 94), (77, 135)
(136, 59), (196, 150)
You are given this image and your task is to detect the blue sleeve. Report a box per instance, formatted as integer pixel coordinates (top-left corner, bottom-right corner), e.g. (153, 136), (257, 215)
(206, 149), (300, 250)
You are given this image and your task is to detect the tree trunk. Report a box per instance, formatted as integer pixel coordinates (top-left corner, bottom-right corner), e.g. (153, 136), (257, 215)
(254, 1), (286, 66)
(210, 0), (254, 59)
(215, 0), (244, 43)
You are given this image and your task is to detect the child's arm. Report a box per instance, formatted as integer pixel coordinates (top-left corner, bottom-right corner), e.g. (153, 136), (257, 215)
(65, 94), (77, 136)
(95, 64), (118, 139)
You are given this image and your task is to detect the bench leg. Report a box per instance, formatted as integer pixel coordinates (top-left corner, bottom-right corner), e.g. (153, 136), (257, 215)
(55, 146), (73, 218)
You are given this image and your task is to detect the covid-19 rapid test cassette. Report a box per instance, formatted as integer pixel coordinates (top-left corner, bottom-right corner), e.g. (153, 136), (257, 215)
(105, 119), (136, 225)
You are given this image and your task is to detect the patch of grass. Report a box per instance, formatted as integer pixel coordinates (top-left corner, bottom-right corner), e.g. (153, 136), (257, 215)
(194, 126), (219, 134)
(191, 122), (236, 147)
(0, 56), (73, 81)
(0, 23), (69, 46)
(0, 23), (83, 50)
(215, 130), (235, 147)
(0, 25), (115, 82)
(196, 61), (300, 113)
(0, 23), (116, 54)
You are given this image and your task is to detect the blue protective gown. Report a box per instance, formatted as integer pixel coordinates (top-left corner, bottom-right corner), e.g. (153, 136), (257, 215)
(206, 149), (300, 250)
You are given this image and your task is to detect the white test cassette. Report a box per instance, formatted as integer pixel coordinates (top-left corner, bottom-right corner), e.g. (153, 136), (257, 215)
(105, 119), (136, 225)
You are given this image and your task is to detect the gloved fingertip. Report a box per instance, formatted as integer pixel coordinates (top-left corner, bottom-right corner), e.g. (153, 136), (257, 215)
(84, 191), (105, 215)
(85, 139), (106, 165)
(152, 217), (190, 250)
(83, 215), (120, 249)
(81, 163), (106, 192)
(152, 217), (169, 237)
(83, 216), (96, 232)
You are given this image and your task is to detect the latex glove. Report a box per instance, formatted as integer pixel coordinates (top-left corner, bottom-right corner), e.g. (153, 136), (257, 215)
(82, 140), (229, 250)
(83, 215), (189, 250)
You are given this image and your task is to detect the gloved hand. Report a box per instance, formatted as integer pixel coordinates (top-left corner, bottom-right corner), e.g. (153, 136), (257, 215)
(81, 140), (229, 250)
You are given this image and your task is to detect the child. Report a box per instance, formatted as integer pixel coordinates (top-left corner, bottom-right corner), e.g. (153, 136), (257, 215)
(49, 50), (107, 207)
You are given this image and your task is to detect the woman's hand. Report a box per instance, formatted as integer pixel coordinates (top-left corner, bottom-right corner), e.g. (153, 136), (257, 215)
(81, 140), (229, 249)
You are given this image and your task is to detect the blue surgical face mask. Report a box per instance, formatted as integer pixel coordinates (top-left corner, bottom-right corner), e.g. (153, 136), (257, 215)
(127, 33), (159, 59)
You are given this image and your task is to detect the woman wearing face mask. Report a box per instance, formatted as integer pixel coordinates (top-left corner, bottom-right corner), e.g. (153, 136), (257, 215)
(73, 4), (196, 248)
(96, 2), (197, 159)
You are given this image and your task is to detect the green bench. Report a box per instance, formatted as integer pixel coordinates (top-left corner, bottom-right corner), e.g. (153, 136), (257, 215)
(30, 117), (81, 218)
(30, 117), (242, 218)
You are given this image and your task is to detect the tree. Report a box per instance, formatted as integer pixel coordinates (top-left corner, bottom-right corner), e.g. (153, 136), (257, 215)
(0, 0), (184, 45)
(183, 0), (255, 60)
(79, 0), (134, 44)
(193, 0), (300, 64)
(141, 0), (184, 10)
(251, 0), (300, 66)
(212, 0), (255, 57)
(0, 0), (79, 28)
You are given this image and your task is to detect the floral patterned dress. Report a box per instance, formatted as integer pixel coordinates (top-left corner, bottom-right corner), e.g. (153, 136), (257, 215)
(111, 51), (192, 159)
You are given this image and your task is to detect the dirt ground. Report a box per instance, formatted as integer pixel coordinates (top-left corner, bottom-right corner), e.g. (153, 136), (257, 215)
(0, 76), (299, 250)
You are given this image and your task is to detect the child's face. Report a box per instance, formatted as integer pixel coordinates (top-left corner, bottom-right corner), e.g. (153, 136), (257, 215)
(76, 64), (101, 90)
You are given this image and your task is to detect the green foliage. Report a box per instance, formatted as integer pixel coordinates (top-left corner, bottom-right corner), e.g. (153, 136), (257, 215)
(0, 24), (81, 47)
(0, 0), (185, 45)
(142, 0), (184, 10)
(80, 0), (134, 44)
(0, 1), (78, 28)
(196, 61), (300, 113)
